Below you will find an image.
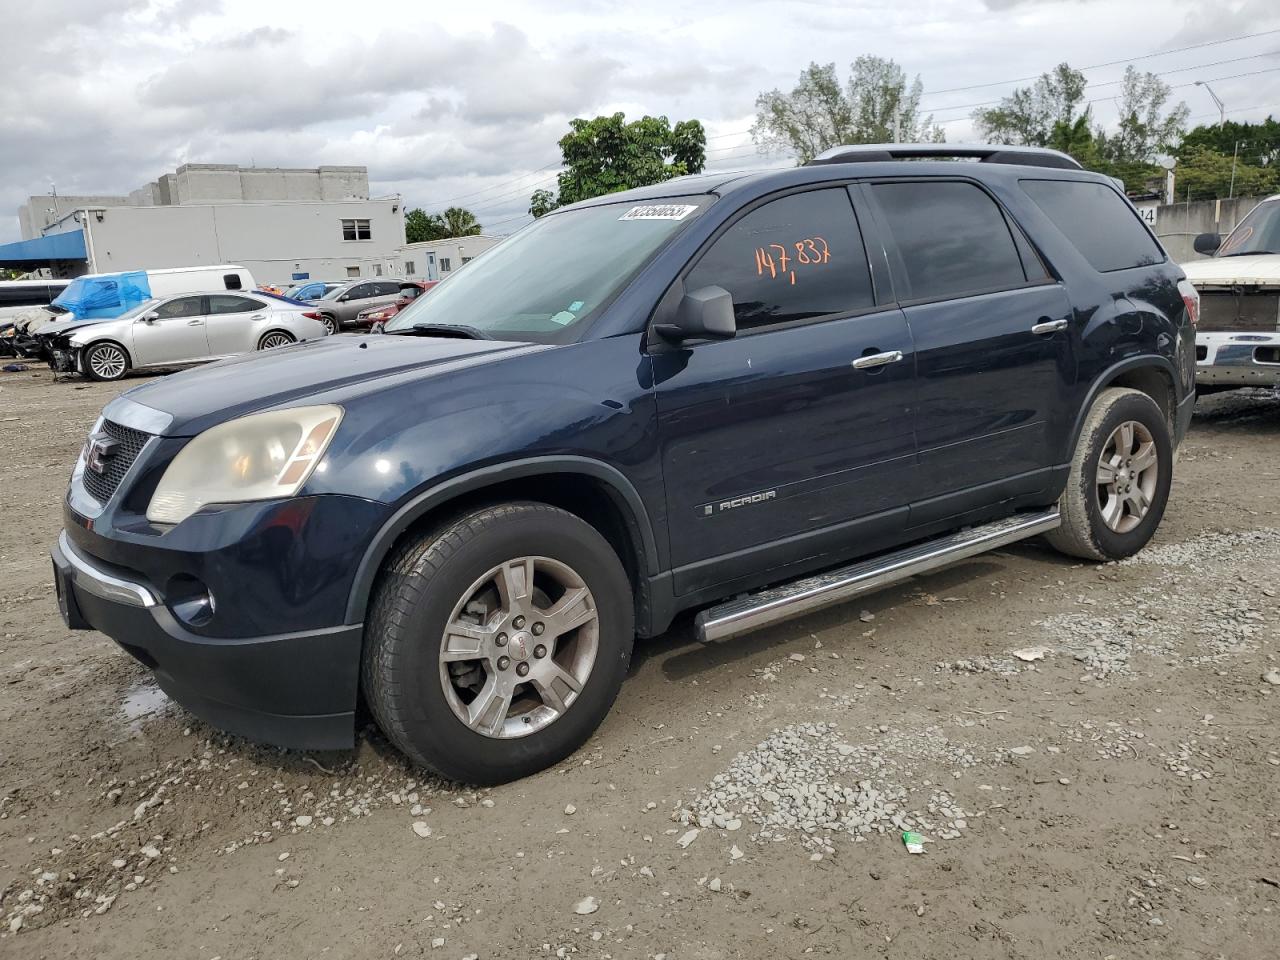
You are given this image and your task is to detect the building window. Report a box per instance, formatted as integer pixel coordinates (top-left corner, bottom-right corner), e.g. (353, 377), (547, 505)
(440, 258), (452, 272)
(373, 263), (383, 276)
(341, 218), (372, 241)
(461, 257), (473, 265)
(346, 266), (361, 277)
(404, 261), (416, 275)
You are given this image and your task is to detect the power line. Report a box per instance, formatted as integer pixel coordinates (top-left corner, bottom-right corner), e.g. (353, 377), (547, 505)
(920, 27), (1280, 98)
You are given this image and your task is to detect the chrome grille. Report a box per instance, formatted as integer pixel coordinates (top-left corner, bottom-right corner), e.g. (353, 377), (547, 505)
(81, 420), (150, 505)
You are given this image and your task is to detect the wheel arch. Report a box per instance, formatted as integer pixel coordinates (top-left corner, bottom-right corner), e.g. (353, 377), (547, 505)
(80, 338), (133, 373)
(344, 457), (661, 628)
(1068, 355), (1178, 457)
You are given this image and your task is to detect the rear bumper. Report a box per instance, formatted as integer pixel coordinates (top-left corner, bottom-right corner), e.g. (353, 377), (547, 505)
(52, 530), (361, 750)
(1195, 331), (1280, 387)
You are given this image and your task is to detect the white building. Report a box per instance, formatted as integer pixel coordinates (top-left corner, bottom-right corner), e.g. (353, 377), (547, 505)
(400, 235), (503, 282)
(4, 164), (405, 286)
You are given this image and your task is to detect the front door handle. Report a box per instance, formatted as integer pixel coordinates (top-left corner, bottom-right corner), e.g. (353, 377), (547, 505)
(1032, 318), (1068, 335)
(186, 319), (205, 326)
(852, 350), (904, 370)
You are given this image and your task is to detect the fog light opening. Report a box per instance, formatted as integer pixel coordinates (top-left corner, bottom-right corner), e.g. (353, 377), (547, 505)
(167, 574), (215, 627)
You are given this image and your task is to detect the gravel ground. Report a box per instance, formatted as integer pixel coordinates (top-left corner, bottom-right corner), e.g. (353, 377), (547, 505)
(1, 368), (1278, 959)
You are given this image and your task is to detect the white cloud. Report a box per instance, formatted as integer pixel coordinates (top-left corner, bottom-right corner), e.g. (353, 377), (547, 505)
(3, 0), (1280, 243)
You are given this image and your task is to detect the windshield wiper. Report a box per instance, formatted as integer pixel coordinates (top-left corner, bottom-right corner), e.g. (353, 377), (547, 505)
(388, 323), (490, 340)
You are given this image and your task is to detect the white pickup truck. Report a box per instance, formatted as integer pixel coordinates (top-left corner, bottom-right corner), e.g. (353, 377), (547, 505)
(1182, 194), (1280, 394)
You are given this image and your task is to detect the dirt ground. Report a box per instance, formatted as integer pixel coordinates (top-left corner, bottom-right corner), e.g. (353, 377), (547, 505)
(1, 367), (1277, 960)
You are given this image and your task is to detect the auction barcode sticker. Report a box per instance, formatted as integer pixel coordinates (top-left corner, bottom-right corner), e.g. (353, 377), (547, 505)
(618, 204), (699, 221)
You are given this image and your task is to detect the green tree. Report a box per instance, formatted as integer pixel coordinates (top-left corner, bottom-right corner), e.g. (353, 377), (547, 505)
(1174, 145), (1280, 201)
(528, 188), (558, 218)
(539, 112), (707, 210)
(752, 57), (942, 164)
(441, 206), (482, 237)
(974, 63), (1089, 147)
(1175, 117), (1280, 166)
(404, 208), (448, 243)
(1102, 67), (1190, 168)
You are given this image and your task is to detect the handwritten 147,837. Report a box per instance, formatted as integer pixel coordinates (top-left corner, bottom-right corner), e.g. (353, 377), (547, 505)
(753, 237), (831, 285)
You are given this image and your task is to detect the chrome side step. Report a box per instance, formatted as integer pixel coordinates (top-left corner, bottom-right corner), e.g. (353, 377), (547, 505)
(695, 509), (1061, 643)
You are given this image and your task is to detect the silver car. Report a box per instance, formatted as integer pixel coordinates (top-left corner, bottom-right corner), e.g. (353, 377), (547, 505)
(37, 292), (326, 382)
(309, 278), (410, 333)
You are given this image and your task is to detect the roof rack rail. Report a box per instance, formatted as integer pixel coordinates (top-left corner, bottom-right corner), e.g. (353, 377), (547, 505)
(805, 143), (1083, 171)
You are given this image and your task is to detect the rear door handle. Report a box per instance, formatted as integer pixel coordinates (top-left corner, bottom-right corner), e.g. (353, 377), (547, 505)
(852, 350), (904, 370)
(1031, 318), (1068, 335)
(250, 314), (266, 321)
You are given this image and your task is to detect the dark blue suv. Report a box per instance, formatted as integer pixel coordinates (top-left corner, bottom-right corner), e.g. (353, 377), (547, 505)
(52, 144), (1198, 784)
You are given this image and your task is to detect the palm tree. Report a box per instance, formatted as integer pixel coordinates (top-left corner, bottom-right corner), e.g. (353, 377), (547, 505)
(441, 207), (482, 237)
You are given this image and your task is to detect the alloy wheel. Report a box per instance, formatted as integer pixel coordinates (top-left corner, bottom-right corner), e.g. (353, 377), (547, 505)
(260, 332), (294, 350)
(88, 345), (127, 380)
(1095, 419), (1158, 533)
(438, 556), (599, 739)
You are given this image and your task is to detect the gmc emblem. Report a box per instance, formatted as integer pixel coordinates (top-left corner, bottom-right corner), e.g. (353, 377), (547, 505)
(85, 434), (119, 475)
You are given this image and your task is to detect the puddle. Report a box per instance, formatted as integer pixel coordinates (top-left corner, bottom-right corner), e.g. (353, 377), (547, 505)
(119, 680), (172, 731)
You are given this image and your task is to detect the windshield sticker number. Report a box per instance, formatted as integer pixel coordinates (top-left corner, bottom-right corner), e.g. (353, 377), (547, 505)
(754, 237), (830, 284)
(619, 204), (699, 221)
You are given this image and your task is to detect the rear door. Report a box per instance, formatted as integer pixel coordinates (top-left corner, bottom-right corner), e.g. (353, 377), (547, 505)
(205, 294), (269, 356)
(652, 187), (917, 595)
(865, 179), (1075, 523)
(129, 295), (211, 365)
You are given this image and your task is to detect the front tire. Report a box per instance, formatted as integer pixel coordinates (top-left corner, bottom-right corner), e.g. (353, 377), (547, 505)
(361, 502), (634, 784)
(1046, 387), (1173, 561)
(82, 341), (130, 382)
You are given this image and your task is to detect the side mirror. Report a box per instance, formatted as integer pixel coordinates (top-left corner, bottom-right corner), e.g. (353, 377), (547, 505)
(138, 313), (159, 324)
(338, 294), (350, 302)
(655, 285), (736, 343)
(1193, 232), (1222, 255)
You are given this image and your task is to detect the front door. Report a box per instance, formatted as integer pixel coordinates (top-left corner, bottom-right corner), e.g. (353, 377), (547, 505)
(131, 295), (210, 365)
(866, 179), (1076, 522)
(652, 187), (917, 596)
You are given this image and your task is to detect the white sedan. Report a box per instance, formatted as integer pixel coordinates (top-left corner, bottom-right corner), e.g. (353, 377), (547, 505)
(37, 292), (328, 381)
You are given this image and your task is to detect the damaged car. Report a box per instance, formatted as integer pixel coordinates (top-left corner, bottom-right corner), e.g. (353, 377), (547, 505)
(40, 291), (326, 380)
(1183, 193), (1280, 393)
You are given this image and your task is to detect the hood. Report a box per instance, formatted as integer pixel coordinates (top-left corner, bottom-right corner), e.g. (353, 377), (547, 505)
(37, 317), (108, 338)
(1180, 254), (1280, 286)
(112, 334), (547, 436)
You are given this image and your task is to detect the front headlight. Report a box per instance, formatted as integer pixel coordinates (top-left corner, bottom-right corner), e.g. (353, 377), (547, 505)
(146, 405), (343, 524)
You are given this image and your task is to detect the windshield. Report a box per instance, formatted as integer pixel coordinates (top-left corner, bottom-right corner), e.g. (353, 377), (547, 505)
(112, 299), (162, 322)
(384, 198), (709, 341)
(319, 285), (348, 301)
(1217, 198), (1280, 257)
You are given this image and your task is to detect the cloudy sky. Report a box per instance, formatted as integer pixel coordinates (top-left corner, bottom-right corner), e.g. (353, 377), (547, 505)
(5, 0), (1280, 243)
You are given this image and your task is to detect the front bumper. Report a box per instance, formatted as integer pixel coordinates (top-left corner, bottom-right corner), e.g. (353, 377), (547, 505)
(52, 530), (362, 750)
(1195, 330), (1280, 387)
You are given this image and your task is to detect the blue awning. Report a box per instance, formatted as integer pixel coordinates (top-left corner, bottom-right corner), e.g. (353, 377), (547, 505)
(0, 229), (87, 266)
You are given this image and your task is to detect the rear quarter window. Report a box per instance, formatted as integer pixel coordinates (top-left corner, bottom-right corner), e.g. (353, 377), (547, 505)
(1020, 179), (1164, 273)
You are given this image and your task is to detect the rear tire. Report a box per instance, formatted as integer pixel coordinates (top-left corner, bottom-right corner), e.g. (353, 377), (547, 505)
(82, 341), (130, 382)
(1046, 387), (1172, 561)
(361, 502), (634, 785)
(318, 315), (338, 336)
(257, 331), (296, 350)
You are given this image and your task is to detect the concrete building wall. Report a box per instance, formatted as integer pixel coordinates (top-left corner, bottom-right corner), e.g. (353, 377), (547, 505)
(19, 195), (134, 240)
(400, 235), (503, 281)
(80, 199), (405, 285)
(1151, 195), (1269, 263)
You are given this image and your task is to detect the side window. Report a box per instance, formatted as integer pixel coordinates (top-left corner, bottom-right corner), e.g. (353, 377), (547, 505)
(1020, 179), (1165, 272)
(376, 281), (400, 296)
(685, 188), (874, 331)
(872, 181), (1027, 301)
(208, 295), (262, 315)
(153, 296), (204, 319)
(349, 283), (375, 299)
(223, 273), (243, 290)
